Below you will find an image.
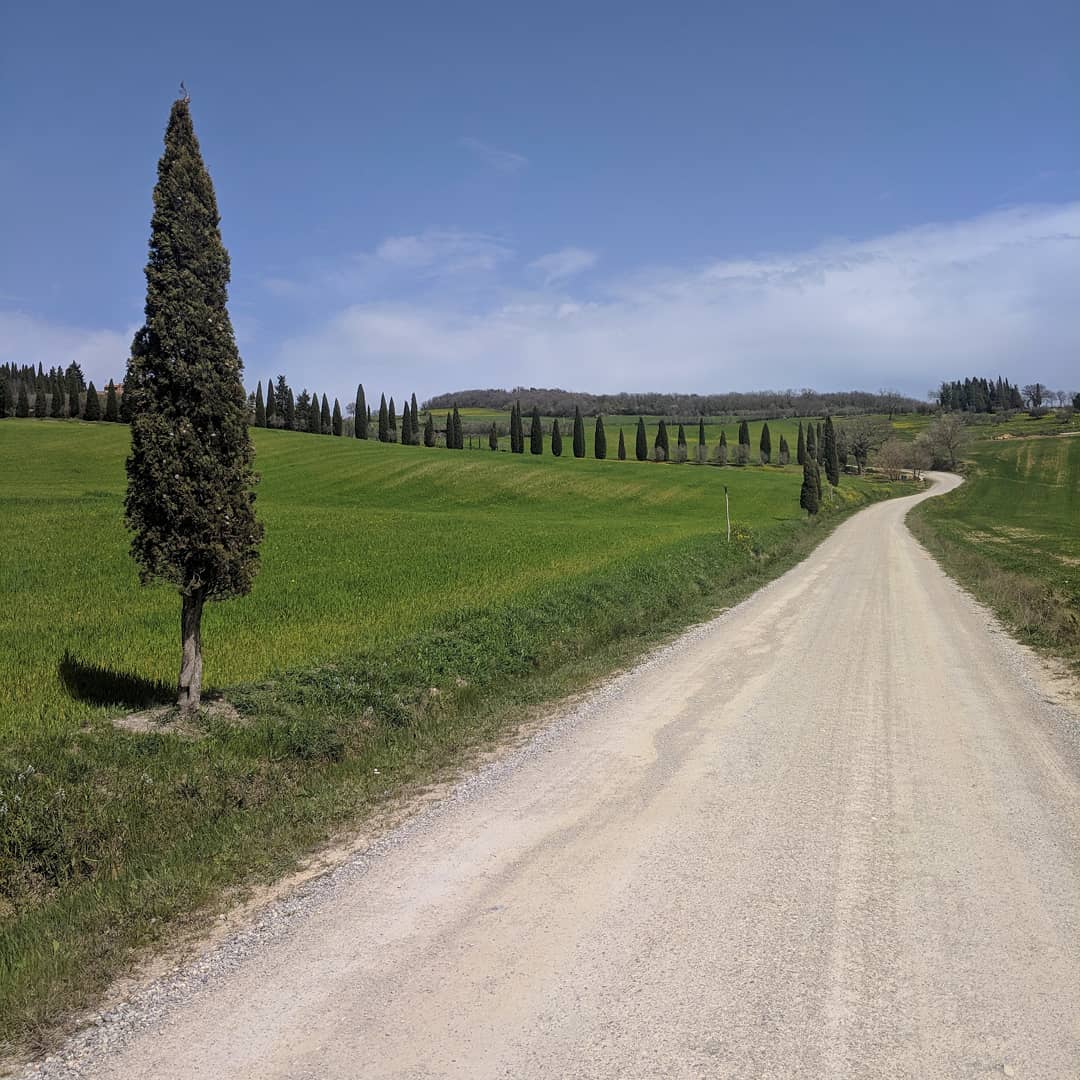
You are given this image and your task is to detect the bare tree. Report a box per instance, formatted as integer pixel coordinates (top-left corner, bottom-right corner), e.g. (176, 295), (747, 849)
(924, 414), (969, 470)
(879, 387), (903, 420)
(1022, 383), (1046, 409)
(842, 415), (891, 473)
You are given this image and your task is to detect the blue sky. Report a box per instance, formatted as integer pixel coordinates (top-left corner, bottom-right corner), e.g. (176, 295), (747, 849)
(2, 0), (1078, 403)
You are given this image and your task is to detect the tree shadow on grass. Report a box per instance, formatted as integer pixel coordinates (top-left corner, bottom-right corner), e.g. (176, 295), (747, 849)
(59, 650), (173, 709)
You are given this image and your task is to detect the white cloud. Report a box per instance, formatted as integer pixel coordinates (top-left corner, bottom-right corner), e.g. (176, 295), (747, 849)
(375, 229), (512, 275)
(0, 310), (132, 384)
(458, 137), (528, 174)
(275, 203), (1080, 401)
(528, 247), (598, 284)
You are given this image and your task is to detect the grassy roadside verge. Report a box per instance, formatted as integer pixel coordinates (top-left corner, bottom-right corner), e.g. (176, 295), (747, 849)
(1, 476), (903, 1055)
(907, 436), (1080, 673)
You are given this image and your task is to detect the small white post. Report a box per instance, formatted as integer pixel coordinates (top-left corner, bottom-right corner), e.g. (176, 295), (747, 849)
(724, 485), (731, 543)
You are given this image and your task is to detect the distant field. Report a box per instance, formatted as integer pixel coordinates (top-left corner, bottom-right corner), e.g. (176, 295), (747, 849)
(909, 431), (1080, 668)
(1, 419), (903, 1044)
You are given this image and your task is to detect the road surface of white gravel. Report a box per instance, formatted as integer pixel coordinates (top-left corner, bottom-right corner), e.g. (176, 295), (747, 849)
(22, 473), (1080, 1079)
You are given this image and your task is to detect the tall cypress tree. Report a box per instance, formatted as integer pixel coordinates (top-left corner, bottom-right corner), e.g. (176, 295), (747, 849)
(572, 405), (585, 458)
(594, 415), (607, 459)
(399, 403), (411, 445)
(410, 394), (419, 442)
(636, 416), (648, 461)
(308, 391), (322, 434)
(806, 421), (816, 462)
(551, 417), (563, 456)
(388, 397), (397, 432)
(320, 394), (331, 435)
(698, 418), (706, 449)
(823, 416), (840, 486)
(618, 428), (626, 460)
(511, 401), (523, 453)
(778, 434), (790, 465)
(816, 422), (824, 463)
(797, 421), (806, 465)
(378, 394), (390, 441)
(355, 384), (368, 438)
(738, 419), (750, 449)
(677, 423), (687, 449)
(718, 429), (728, 464)
(444, 412), (453, 447)
(530, 405), (543, 454)
(489, 421), (498, 450)
(759, 421), (772, 464)
(424, 412), (436, 447)
(34, 384), (47, 418)
(283, 388), (295, 430)
(332, 398), (343, 437)
(800, 459), (820, 516)
(83, 381), (101, 421)
(125, 94), (263, 714)
(655, 420), (670, 459)
(105, 379), (119, 421)
(452, 405), (463, 449)
(265, 379), (277, 425)
(254, 382), (265, 426)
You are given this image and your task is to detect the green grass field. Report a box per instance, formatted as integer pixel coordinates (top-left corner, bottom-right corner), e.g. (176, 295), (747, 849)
(0, 418), (901, 1049)
(908, 432), (1080, 668)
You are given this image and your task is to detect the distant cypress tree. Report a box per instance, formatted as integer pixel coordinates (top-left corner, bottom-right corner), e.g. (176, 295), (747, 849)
(717, 429), (728, 465)
(34, 384), (47, 418)
(253, 382), (265, 427)
(797, 421), (806, 465)
(332, 398), (343, 437)
(572, 406), (586, 458)
(265, 379), (277, 425)
(618, 428), (626, 460)
(778, 434), (790, 466)
(489, 421), (498, 450)
(530, 405), (543, 454)
(410, 394), (419, 442)
(511, 401), (524, 453)
(806, 421), (816, 462)
(655, 420), (670, 459)
(677, 423), (687, 449)
(698, 418), (706, 449)
(424, 412), (436, 447)
(388, 397), (397, 432)
(83, 381), (101, 421)
(320, 394), (331, 435)
(104, 379), (119, 421)
(551, 417), (563, 456)
(68, 383), (80, 418)
(816, 422), (824, 463)
(308, 391), (322, 434)
(283, 388), (295, 430)
(738, 419), (750, 449)
(15, 382), (30, 418)
(444, 412), (453, 446)
(399, 403), (411, 445)
(355, 384), (368, 438)
(800, 458), (820, 515)
(594, 415), (607, 459)
(759, 422), (772, 464)
(823, 416), (840, 486)
(452, 405), (463, 449)
(50, 379), (65, 418)
(636, 416), (648, 461)
(378, 394), (390, 441)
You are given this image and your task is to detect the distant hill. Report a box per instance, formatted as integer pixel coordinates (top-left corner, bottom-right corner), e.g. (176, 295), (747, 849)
(423, 386), (927, 420)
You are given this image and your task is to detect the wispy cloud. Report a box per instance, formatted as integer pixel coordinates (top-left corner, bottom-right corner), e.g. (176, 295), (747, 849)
(528, 247), (598, 284)
(376, 229), (512, 275)
(458, 136), (528, 174)
(275, 203), (1080, 400)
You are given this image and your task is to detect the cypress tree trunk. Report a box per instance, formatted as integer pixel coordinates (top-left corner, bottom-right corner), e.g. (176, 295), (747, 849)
(177, 588), (207, 711)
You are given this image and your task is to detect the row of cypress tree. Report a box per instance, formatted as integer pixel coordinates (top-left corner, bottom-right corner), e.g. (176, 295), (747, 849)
(799, 416), (841, 515)
(2, 373), (130, 424)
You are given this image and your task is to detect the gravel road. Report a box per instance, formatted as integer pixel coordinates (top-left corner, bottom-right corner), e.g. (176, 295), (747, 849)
(26, 473), (1080, 1079)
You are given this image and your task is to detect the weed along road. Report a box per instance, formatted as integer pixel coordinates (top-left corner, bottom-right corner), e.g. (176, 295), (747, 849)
(59, 474), (1080, 1079)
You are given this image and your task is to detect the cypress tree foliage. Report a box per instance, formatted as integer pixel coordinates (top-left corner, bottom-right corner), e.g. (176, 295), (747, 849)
(50, 380), (65, 418)
(805, 421), (816, 462)
(265, 379), (277, 425)
(399, 404), (411, 445)
(823, 416), (840, 486)
(332, 398), (343, 437)
(355, 384), (368, 438)
(444, 411), (453, 447)
(68, 383), (80, 418)
(489, 421), (498, 450)
(595, 415), (607, 459)
(618, 428), (626, 460)
(759, 421), (772, 464)
(410, 394), (419, 442)
(717, 429), (729, 465)
(572, 405), (586, 458)
(452, 405), (463, 449)
(307, 391), (322, 434)
(15, 382), (30, 418)
(800, 458), (821, 515)
(530, 405), (543, 454)
(124, 94), (263, 715)
(83, 381), (101, 421)
(778, 434), (790, 466)
(424, 412), (436, 447)
(105, 379), (119, 421)
(551, 417), (563, 456)
(388, 396), (397, 432)
(738, 419), (750, 448)
(510, 401), (524, 453)
(797, 421), (806, 465)
(816, 422), (824, 462)
(320, 394), (331, 435)
(636, 416), (648, 461)
(283, 388), (295, 430)
(698, 418), (706, 448)
(677, 423), (687, 449)
(254, 382), (266, 427)
(34, 384), (47, 418)
(119, 381), (134, 422)
(655, 419), (670, 458)
(378, 394), (390, 441)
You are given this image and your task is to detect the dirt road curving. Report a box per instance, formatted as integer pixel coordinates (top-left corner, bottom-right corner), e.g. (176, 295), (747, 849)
(46, 474), (1080, 1078)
